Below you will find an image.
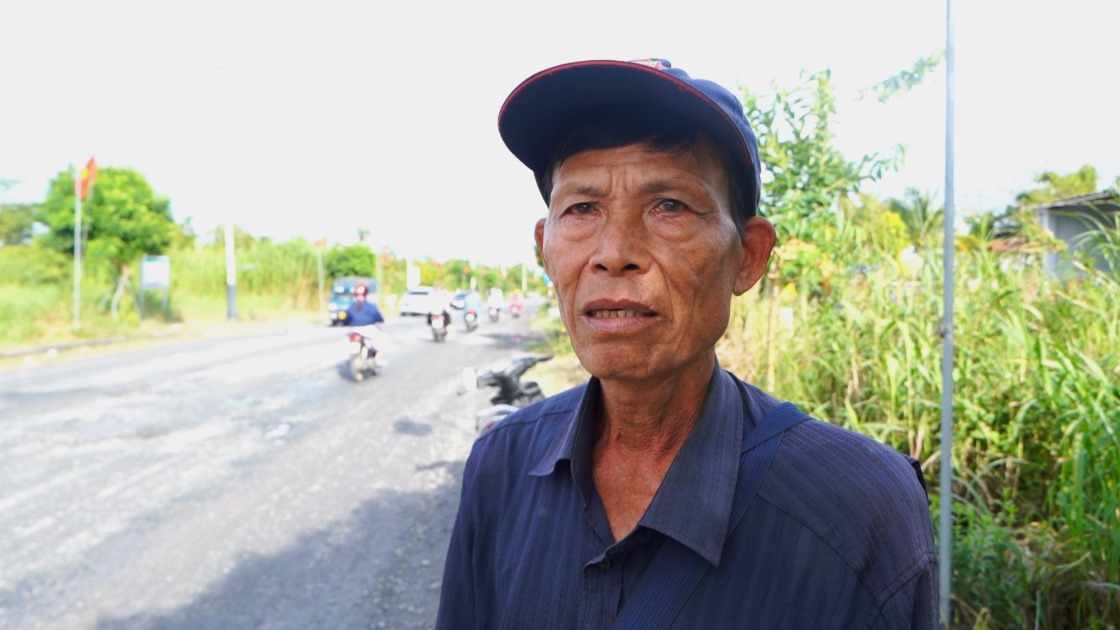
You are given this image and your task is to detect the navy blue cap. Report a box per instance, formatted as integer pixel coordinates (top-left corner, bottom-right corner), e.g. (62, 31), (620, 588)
(498, 58), (761, 218)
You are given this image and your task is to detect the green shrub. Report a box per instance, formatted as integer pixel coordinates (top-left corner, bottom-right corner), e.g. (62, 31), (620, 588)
(0, 244), (68, 285)
(0, 284), (66, 343)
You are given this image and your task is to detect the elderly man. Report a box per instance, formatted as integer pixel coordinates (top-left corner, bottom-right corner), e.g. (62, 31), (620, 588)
(437, 58), (938, 629)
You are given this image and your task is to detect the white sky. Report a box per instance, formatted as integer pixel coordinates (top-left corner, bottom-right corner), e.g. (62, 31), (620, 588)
(2, 0), (1118, 266)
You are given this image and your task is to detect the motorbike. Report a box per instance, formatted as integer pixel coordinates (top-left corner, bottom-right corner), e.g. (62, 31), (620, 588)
(508, 302), (524, 318)
(429, 309), (450, 342)
(463, 308), (479, 332)
(347, 327), (382, 382)
(487, 306), (501, 322)
(459, 353), (553, 435)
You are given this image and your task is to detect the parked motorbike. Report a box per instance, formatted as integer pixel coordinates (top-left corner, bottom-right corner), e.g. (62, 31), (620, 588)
(429, 309), (450, 342)
(347, 327), (382, 382)
(459, 353), (553, 435)
(463, 309), (479, 332)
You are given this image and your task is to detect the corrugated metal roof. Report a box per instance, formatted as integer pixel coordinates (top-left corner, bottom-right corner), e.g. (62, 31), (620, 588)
(1031, 191), (1118, 210)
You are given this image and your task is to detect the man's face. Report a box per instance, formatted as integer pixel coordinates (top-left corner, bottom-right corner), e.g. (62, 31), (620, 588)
(535, 137), (775, 384)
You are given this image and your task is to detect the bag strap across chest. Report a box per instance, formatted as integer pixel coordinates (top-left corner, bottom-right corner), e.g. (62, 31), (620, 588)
(612, 392), (810, 630)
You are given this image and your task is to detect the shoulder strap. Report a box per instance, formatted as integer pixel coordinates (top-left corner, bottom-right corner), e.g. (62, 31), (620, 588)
(613, 394), (810, 630)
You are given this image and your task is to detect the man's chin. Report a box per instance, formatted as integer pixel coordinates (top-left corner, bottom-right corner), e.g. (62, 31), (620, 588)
(574, 348), (659, 384)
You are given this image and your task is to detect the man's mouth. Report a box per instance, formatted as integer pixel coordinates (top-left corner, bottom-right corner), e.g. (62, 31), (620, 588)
(587, 308), (652, 318)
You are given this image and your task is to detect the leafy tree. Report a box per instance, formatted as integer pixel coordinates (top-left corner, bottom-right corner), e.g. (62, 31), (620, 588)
(36, 166), (175, 317)
(844, 194), (913, 257)
(859, 51), (945, 103)
(324, 243), (376, 280)
(968, 165), (1101, 240)
(1014, 164), (1098, 208)
(431, 258), (472, 290)
(742, 69), (903, 246)
(887, 188), (942, 247)
(0, 244), (68, 285)
(0, 202), (37, 245)
(742, 70), (903, 300)
(173, 217), (197, 250)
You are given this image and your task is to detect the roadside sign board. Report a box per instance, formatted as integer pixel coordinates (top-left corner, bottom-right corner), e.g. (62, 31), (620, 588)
(141, 255), (171, 289)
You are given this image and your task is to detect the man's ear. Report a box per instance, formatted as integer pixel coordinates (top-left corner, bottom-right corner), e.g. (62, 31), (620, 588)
(733, 216), (776, 296)
(534, 218), (550, 278)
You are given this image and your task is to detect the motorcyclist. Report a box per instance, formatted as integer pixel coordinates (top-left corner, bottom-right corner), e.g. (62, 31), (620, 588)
(346, 283), (385, 326)
(346, 283), (389, 366)
(462, 290), (483, 331)
(486, 288), (505, 315)
(427, 288), (453, 330)
(508, 291), (525, 317)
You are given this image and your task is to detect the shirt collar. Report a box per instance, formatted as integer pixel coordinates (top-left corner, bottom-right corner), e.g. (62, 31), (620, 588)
(529, 360), (744, 567)
(529, 377), (599, 506)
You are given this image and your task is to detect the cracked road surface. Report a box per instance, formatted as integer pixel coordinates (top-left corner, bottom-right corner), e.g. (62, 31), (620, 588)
(0, 312), (548, 629)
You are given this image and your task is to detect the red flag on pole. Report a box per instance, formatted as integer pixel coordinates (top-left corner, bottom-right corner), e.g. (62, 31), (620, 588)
(79, 157), (98, 199)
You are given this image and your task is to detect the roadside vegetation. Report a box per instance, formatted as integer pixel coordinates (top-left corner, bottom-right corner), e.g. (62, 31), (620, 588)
(2, 64), (1118, 627)
(721, 211), (1119, 628)
(534, 68), (1120, 628)
(0, 216), (545, 352)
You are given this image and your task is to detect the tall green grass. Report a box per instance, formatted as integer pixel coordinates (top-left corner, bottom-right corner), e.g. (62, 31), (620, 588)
(720, 224), (1120, 627)
(0, 284), (67, 343)
(0, 239), (326, 347)
(171, 239), (321, 311)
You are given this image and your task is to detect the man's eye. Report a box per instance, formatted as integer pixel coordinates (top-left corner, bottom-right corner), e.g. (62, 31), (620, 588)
(569, 202), (596, 215)
(656, 199), (684, 212)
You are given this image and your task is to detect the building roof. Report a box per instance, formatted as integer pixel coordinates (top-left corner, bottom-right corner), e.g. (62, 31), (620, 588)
(1031, 191), (1118, 210)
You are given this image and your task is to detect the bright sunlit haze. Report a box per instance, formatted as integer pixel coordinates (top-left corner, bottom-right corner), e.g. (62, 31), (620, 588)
(2, 0), (1117, 267)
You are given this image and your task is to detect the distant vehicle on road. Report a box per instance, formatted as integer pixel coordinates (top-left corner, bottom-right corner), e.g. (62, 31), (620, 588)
(398, 286), (436, 316)
(508, 292), (524, 318)
(450, 290), (470, 310)
(328, 276), (379, 326)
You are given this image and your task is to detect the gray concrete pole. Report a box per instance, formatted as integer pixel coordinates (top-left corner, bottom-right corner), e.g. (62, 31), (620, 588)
(72, 168), (82, 331)
(225, 219), (238, 320)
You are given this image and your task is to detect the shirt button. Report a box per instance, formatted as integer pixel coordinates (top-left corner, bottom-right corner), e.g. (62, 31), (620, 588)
(598, 559), (612, 570)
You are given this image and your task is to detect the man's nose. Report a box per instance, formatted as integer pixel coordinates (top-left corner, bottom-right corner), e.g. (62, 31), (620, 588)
(589, 212), (646, 274)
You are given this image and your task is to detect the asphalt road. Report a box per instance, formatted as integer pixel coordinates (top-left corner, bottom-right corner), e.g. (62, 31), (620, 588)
(0, 309), (551, 629)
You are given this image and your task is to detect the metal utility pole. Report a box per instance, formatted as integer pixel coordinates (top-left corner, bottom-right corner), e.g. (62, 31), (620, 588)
(225, 219), (238, 320)
(939, 0), (957, 624)
(316, 239), (325, 313)
(72, 168), (83, 331)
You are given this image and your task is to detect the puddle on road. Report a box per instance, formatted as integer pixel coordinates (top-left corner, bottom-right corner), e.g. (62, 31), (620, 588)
(393, 419), (432, 436)
(262, 423), (291, 441)
(228, 396), (258, 409)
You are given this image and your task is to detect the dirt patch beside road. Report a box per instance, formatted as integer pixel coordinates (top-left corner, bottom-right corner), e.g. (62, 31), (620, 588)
(0, 310), (324, 373)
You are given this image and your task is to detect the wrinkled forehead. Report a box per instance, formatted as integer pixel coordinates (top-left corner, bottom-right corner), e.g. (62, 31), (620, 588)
(549, 134), (732, 200)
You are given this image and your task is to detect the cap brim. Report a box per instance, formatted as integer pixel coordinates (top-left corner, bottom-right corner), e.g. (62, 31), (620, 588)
(498, 60), (747, 180)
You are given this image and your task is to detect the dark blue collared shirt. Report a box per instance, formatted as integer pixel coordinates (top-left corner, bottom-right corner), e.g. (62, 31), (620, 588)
(437, 363), (938, 629)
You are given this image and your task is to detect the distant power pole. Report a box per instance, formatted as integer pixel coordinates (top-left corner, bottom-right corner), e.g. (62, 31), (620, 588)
(72, 157), (97, 331)
(315, 238), (326, 313)
(72, 167), (83, 331)
(225, 219), (238, 320)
